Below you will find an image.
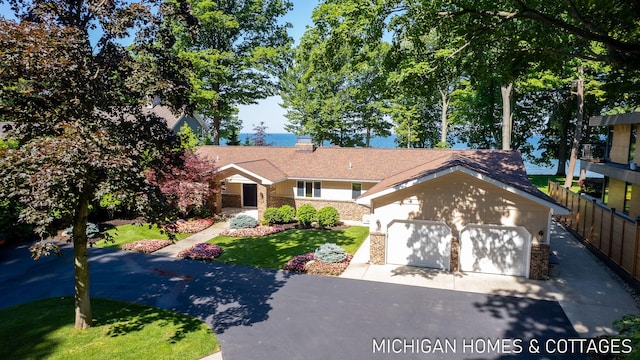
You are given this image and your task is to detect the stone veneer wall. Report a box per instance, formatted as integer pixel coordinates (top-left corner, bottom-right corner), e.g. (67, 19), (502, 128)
(222, 194), (241, 208)
(369, 232), (386, 265)
(270, 197), (370, 221)
(449, 237), (459, 272)
(529, 242), (550, 280)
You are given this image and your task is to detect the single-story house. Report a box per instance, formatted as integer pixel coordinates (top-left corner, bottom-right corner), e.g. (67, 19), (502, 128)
(197, 140), (569, 279)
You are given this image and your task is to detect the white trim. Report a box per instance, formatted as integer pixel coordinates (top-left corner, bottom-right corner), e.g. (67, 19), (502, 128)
(218, 164), (274, 185)
(293, 177), (380, 183)
(356, 165), (570, 215)
(295, 180), (322, 198)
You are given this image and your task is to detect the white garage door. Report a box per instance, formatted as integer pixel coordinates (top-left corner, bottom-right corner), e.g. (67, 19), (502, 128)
(459, 225), (531, 277)
(386, 220), (451, 270)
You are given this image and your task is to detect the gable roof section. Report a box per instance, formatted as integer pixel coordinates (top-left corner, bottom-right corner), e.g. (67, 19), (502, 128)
(218, 159), (288, 185)
(143, 105), (206, 132)
(355, 151), (569, 215)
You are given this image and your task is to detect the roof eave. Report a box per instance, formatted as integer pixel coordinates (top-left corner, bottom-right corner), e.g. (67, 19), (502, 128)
(357, 165), (570, 215)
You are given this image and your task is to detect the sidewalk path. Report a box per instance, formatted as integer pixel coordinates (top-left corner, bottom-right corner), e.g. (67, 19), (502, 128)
(152, 221), (229, 258)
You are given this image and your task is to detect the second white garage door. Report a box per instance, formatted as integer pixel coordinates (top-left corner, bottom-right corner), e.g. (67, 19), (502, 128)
(386, 220), (451, 270)
(459, 225), (531, 277)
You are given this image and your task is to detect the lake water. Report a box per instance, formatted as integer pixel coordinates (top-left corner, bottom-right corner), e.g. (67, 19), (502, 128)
(222, 133), (594, 177)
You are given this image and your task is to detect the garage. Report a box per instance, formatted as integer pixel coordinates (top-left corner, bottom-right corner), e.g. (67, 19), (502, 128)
(459, 225), (531, 277)
(386, 220), (451, 270)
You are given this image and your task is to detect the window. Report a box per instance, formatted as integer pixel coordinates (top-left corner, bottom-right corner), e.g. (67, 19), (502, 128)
(297, 181), (321, 198)
(352, 183), (362, 199)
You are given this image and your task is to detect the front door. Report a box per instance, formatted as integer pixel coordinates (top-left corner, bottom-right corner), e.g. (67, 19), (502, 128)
(242, 184), (258, 207)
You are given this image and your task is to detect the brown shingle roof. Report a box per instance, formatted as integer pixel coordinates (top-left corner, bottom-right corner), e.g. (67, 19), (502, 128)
(197, 145), (564, 210)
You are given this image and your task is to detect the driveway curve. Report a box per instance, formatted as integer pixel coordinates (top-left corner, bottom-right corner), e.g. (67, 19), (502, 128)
(0, 244), (582, 359)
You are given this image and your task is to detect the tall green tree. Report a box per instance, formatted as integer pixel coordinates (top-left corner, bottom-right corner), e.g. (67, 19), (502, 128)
(0, 0), (192, 330)
(172, 0), (293, 145)
(281, 0), (392, 147)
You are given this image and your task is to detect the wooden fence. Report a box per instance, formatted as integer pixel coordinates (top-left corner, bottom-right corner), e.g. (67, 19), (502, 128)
(548, 181), (640, 282)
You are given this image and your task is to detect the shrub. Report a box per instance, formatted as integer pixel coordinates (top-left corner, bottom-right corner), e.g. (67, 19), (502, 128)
(278, 205), (296, 223)
(613, 314), (640, 358)
(316, 206), (340, 227)
(314, 243), (347, 264)
(283, 252), (315, 272)
(262, 207), (281, 225)
(64, 222), (100, 239)
(230, 214), (258, 229)
(296, 204), (316, 227)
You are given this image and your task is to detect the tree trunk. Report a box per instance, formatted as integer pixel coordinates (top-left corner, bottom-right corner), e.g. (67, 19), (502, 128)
(564, 66), (584, 189)
(212, 115), (221, 145)
(555, 113), (569, 176)
(501, 83), (513, 150)
(440, 89), (449, 146)
(73, 186), (92, 330)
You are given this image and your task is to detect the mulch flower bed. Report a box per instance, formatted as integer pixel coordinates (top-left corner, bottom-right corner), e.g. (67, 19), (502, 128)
(121, 239), (173, 254)
(172, 218), (215, 233)
(178, 243), (223, 261)
(220, 225), (285, 237)
(283, 253), (353, 276)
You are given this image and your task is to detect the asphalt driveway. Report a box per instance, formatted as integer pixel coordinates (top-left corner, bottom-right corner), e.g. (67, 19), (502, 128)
(0, 244), (583, 360)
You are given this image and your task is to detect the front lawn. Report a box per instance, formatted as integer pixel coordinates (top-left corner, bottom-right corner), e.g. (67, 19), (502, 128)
(0, 297), (218, 360)
(209, 226), (369, 269)
(99, 224), (190, 250)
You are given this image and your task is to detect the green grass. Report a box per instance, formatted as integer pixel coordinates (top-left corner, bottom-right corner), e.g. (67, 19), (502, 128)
(99, 224), (190, 250)
(0, 297), (219, 360)
(528, 175), (580, 194)
(209, 226), (370, 269)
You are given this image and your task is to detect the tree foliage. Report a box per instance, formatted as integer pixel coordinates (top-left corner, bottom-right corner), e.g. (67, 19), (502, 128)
(146, 151), (217, 218)
(0, 0), (193, 330)
(171, 0), (293, 144)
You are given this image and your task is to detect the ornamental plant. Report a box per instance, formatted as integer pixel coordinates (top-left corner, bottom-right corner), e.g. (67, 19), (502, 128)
(262, 207), (281, 225)
(64, 222), (100, 239)
(316, 206), (340, 227)
(296, 204), (316, 227)
(230, 214), (258, 229)
(277, 205), (296, 223)
(314, 243), (347, 264)
(178, 243), (223, 261)
(283, 252), (315, 272)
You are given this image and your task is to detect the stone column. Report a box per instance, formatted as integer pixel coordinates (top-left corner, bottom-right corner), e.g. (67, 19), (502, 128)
(529, 242), (550, 280)
(256, 184), (271, 221)
(210, 180), (223, 215)
(449, 237), (459, 273)
(369, 232), (386, 265)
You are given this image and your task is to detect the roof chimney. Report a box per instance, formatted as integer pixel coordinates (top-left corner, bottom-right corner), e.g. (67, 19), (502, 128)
(295, 135), (315, 152)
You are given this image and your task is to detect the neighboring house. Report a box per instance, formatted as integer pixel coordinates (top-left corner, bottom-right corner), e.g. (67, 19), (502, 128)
(144, 97), (208, 137)
(198, 140), (569, 279)
(581, 112), (640, 218)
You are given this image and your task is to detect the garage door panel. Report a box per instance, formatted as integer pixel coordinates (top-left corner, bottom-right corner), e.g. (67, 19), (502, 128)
(459, 226), (531, 277)
(387, 221), (451, 270)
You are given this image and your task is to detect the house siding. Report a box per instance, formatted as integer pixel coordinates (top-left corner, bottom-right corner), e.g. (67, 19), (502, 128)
(370, 171), (550, 242)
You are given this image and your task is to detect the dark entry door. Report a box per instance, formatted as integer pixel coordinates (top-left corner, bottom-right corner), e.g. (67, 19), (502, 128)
(242, 184), (258, 207)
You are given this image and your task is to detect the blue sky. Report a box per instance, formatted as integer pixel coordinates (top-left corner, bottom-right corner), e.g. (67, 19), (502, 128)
(0, 0), (317, 133)
(238, 1), (318, 133)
